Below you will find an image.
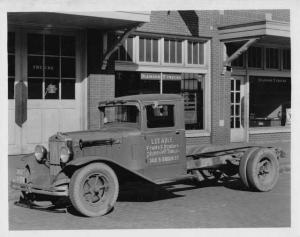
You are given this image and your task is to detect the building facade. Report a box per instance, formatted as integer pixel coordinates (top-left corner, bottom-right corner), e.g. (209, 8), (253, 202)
(7, 10), (291, 155)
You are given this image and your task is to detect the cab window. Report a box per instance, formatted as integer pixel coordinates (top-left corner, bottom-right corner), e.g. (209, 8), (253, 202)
(146, 104), (174, 128)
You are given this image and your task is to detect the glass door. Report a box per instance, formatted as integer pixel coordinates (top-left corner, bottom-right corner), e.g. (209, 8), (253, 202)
(230, 76), (245, 142)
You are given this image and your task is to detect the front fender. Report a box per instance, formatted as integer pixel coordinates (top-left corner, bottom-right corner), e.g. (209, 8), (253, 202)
(53, 156), (155, 185)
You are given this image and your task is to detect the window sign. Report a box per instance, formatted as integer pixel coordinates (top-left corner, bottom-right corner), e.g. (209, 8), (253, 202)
(141, 72), (182, 80)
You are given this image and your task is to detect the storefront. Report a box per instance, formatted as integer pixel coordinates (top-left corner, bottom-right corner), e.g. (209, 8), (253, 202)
(7, 12), (150, 154)
(113, 33), (211, 137)
(219, 19), (291, 142)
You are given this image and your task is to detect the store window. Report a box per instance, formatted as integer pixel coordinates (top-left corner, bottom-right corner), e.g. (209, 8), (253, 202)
(8, 32), (15, 99)
(116, 37), (133, 61)
(116, 71), (205, 130)
(164, 39), (182, 64)
(27, 33), (76, 100)
(181, 74), (204, 130)
(282, 48), (291, 70)
(226, 42), (245, 67)
(248, 46), (263, 68)
(266, 48), (279, 69)
(187, 41), (204, 65)
(249, 77), (291, 128)
(139, 37), (159, 63)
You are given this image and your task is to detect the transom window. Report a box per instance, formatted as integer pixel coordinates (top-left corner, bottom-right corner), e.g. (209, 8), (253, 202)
(248, 46), (262, 68)
(164, 39), (182, 64)
(116, 37), (133, 61)
(27, 33), (76, 100)
(266, 47), (279, 69)
(187, 41), (204, 65)
(282, 48), (291, 70)
(139, 37), (159, 63)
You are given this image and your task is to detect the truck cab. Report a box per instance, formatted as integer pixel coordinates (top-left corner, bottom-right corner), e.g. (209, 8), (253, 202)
(98, 94), (186, 181)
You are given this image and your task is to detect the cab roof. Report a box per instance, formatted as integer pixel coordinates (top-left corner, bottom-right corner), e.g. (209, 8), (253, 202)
(99, 94), (183, 106)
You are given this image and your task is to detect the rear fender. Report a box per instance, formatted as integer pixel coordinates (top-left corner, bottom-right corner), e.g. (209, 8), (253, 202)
(54, 156), (155, 185)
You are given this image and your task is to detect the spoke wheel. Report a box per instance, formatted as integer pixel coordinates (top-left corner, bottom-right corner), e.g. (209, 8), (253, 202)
(246, 148), (279, 192)
(69, 163), (119, 217)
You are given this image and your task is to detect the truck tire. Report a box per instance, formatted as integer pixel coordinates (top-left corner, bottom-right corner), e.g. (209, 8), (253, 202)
(69, 163), (119, 217)
(239, 147), (259, 188)
(246, 148), (279, 192)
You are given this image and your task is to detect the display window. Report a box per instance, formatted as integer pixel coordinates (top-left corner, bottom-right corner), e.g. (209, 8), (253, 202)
(115, 71), (205, 130)
(249, 76), (291, 128)
(27, 33), (76, 100)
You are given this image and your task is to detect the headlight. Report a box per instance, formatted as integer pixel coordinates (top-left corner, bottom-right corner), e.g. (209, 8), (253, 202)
(60, 147), (72, 163)
(34, 145), (47, 163)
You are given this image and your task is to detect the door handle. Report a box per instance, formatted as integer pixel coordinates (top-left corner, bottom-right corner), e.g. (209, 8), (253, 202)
(175, 131), (180, 134)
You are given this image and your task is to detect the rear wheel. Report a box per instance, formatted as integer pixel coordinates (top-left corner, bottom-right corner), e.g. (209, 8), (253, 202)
(239, 147), (259, 188)
(246, 148), (279, 192)
(69, 163), (119, 217)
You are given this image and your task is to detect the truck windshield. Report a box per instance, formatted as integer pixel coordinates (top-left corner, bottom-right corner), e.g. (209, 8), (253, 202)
(103, 105), (139, 126)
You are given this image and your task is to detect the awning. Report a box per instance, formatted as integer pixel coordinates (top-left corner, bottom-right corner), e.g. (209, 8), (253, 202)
(218, 20), (290, 42)
(8, 11), (150, 30)
(219, 20), (290, 71)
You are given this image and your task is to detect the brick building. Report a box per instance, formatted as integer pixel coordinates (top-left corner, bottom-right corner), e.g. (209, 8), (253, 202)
(7, 10), (291, 154)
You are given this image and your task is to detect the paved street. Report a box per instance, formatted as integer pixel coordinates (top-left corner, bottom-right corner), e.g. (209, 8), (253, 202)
(9, 171), (290, 230)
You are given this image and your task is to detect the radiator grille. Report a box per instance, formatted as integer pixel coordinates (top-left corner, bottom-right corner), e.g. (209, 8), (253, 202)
(49, 140), (65, 178)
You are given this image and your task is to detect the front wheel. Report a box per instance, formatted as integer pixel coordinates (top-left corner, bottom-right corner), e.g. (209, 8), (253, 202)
(246, 148), (279, 192)
(69, 163), (119, 217)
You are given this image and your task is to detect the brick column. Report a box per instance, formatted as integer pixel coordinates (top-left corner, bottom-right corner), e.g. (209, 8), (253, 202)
(210, 37), (231, 145)
(88, 74), (115, 129)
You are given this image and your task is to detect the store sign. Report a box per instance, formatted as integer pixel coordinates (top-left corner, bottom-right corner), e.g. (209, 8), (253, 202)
(257, 78), (288, 83)
(141, 73), (182, 81)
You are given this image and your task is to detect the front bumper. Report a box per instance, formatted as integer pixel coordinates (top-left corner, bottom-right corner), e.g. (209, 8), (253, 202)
(11, 169), (68, 197)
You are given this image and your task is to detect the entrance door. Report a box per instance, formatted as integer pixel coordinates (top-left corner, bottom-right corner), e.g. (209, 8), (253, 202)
(8, 31), (84, 154)
(230, 76), (245, 142)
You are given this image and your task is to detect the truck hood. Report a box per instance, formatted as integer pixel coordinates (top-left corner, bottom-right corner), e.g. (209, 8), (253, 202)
(63, 126), (141, 142)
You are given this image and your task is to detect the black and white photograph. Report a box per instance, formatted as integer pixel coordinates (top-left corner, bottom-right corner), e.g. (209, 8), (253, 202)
(0, 0), (299, 236)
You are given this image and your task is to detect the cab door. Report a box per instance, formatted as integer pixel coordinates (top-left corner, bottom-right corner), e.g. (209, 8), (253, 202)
(141, 102), (186, 181)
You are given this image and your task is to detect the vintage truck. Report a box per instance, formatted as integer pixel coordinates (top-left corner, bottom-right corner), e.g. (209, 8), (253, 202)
(11, 94), (284, 217)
